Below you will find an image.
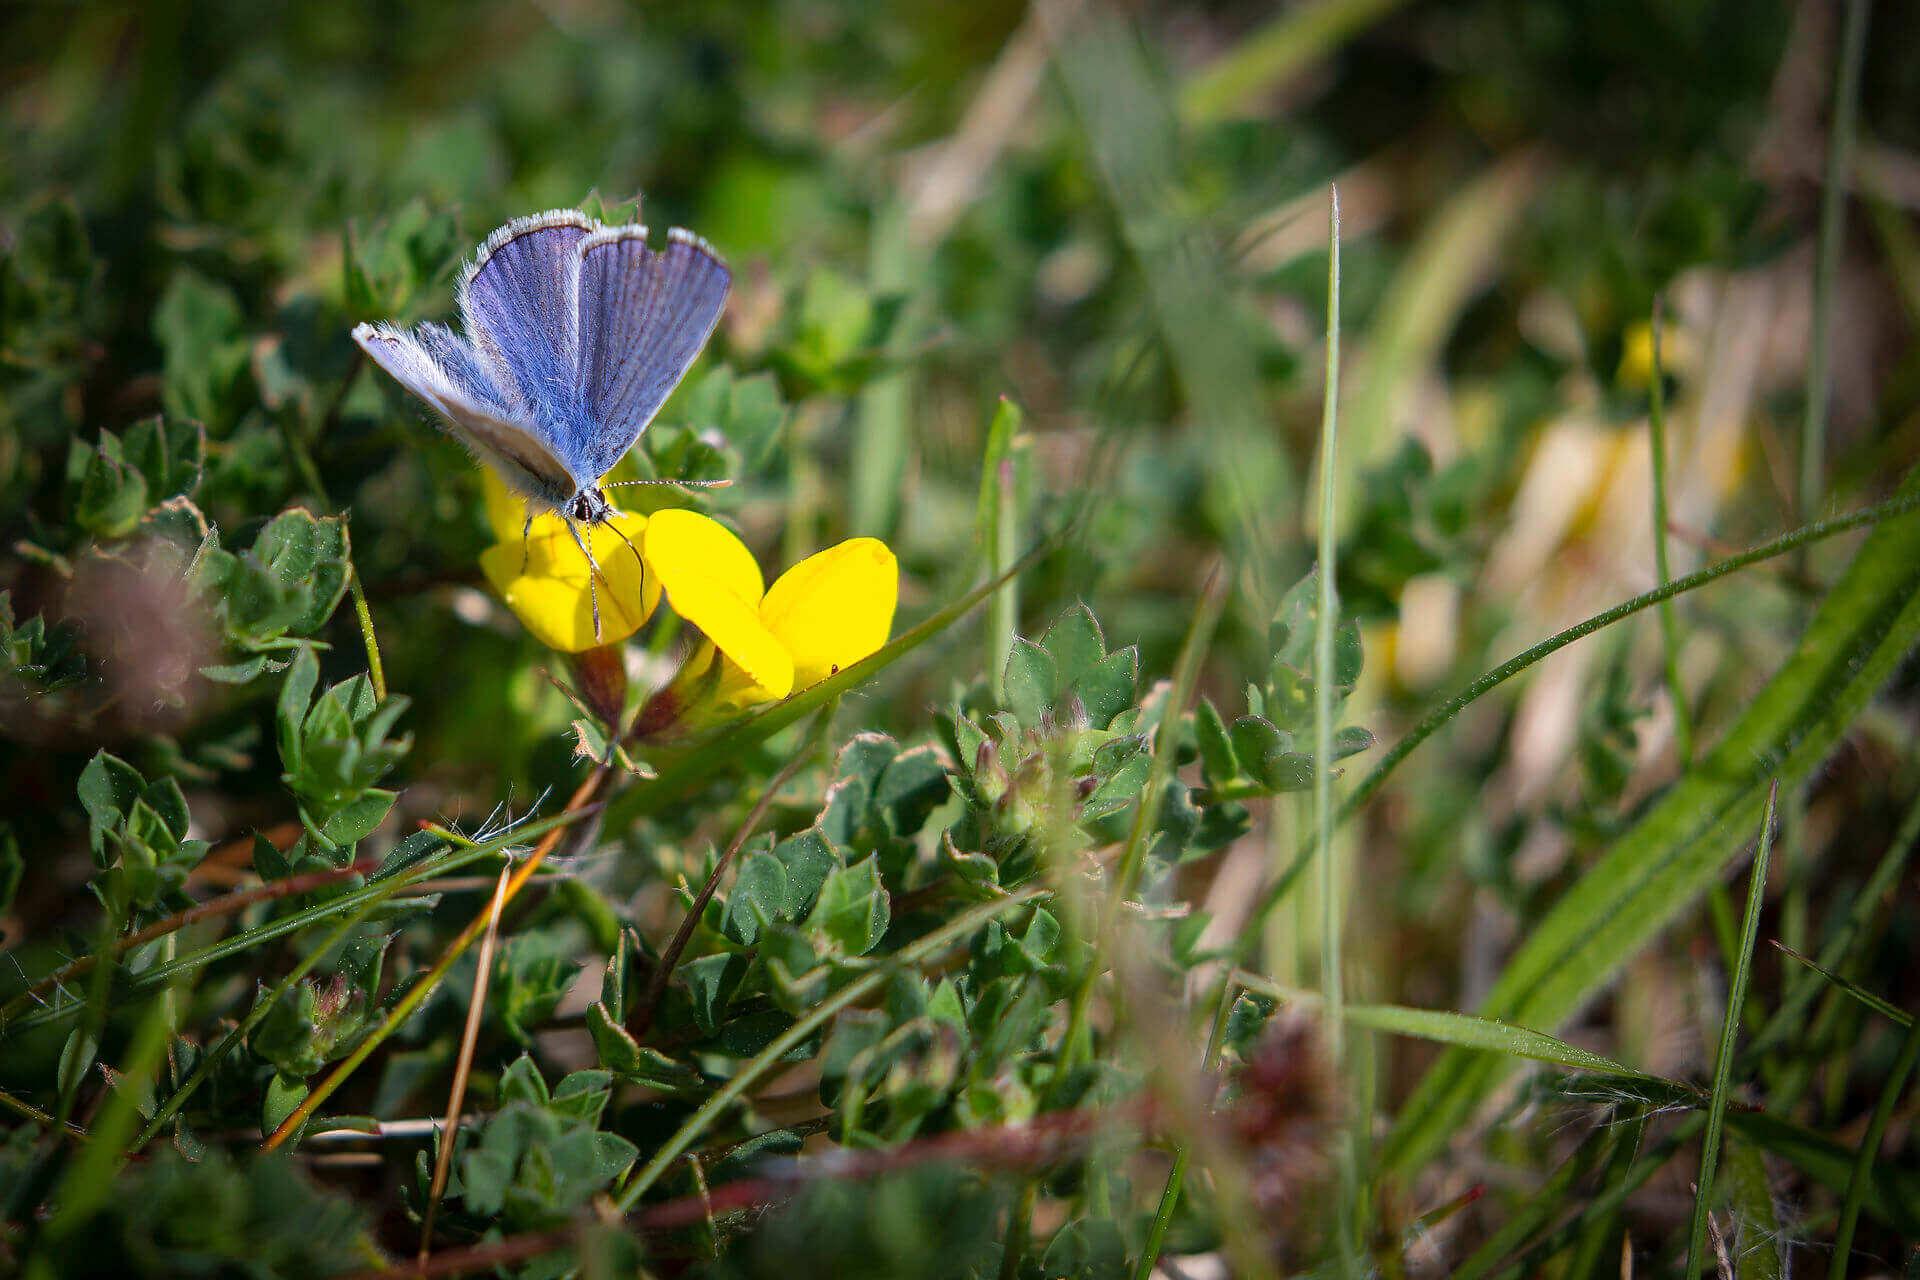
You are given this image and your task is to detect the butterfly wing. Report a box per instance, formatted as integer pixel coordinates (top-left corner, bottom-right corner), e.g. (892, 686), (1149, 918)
(458, 209), (597, 486)
(352, 321), (578, 506)
(572, 226), (731, 481)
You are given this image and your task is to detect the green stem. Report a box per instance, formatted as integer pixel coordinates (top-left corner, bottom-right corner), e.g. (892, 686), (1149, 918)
(1798, 0), (1871, 524)
(1829, 1008), (1920, 1279)
(1235, 490), (1920, 958)
(351, 568), (387, 702)
(1647, 297), (1693, 765)
(1684, 781), (1778, 1278)
(1313, 187), (1360, 1278)
(1134, 976), (1238, 1280)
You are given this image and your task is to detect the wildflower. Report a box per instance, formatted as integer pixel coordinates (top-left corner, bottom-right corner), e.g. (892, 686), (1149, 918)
(474, 474), (898, 730)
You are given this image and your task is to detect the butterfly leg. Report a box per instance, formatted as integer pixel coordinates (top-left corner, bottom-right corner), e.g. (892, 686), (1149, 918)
(520, 511), (535, 575)
(562, 518), (604, 641)
(601, 517), (647, 585)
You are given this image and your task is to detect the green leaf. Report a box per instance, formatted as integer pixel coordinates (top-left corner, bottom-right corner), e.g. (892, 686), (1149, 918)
(498, 1054), (548, 1107)
(807, 856), (891, 957)
(872, 747), (951, 839)
(75, 443), (149, 540)
(317, 789), (394, 849)
(77, 751), (144, 858)
(722, 850), (789, 946)
(1041, 604), (1106, 688)
(261, 1074), (308, 1137)
(1003, 637), (1058, 727)
(1073, 648), (1139, 732)
(1194, 697), (1239, 783)
(773, 828), (841, 918)
(276, 647), (319, 774)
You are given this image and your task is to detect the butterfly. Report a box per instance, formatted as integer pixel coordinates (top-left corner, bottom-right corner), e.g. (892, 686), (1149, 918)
(353, 208), (731, 636)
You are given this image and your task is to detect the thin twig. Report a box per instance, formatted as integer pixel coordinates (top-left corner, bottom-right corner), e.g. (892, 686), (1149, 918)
(419, 862), (513, 1261)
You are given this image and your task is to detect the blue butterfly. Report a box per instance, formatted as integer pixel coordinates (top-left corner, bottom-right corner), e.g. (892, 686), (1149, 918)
(353, 209), (731, 635)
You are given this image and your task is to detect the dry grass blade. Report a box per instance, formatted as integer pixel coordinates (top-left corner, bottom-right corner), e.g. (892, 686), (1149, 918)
(418, 861), (513, 1262)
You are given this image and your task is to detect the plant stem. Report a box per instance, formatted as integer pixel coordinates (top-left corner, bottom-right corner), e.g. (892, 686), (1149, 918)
(1134, 975), (1238, 1280)
(1313, 185), (1360, 1278)
(1684, 780), (1777, 1278)
(1829, 1006), (1920, 1279)
(1647, 297), (1693, 764)
(419, 863), (512, 1260)
(1798, 0), (1870, 525)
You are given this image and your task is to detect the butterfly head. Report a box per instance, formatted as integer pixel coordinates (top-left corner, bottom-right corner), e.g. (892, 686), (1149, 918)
(565, 488), (614, 525)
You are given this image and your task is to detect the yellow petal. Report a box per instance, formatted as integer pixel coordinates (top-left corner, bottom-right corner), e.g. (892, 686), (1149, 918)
(479, 508), (653, 653)
(481, 468), (534, 546)
(760, 537), (898, 691)
(643, 509), (792, 700)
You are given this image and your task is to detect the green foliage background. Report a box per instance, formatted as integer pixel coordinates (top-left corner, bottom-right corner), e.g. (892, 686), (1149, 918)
(4, 0), (1920, 1276)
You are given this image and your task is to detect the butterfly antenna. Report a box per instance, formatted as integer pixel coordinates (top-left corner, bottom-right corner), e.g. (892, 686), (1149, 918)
(601, 477), (734, 490)
(562, 518), (604, 641)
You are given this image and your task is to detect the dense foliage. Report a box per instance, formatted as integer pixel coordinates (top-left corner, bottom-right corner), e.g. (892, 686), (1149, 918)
(4, 1), (1919, 1276)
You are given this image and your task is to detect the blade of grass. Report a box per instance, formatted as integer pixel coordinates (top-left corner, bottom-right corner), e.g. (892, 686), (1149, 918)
(1312, 184), (1361, 1278)
(1238, 487), (1920, 960)
(1647, 297), (1693, 764)
(1179, 0), (1410, 124)
(1685, 781), (1777, 1279)
(980, 397), (1023, 705)
(419, 861), (512, 1261)
(1798, 0), (1870, 524)
(1134, 976), (1238, 1280)
(1233, 973), (1665, 1082)
(1830, 1009), (1920, 1279)
(1385, 468), (1920, 1175)
(1745, 785), (1920, 1060)
(6, 810), (594, 1037)
(42, 994), (176, 1246)
(1047, 3), (1292, 595)
(1771, 940), (1913, 1028)
(613, 886), (1045, 1210)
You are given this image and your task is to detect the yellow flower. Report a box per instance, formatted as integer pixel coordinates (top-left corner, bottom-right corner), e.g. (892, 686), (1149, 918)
(477, 472), (657, 653)
(641, 509), (898, 716)
(473, 474), (898, 719)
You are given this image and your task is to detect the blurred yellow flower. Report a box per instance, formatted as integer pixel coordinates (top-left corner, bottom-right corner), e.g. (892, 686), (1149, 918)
(477, 472), (657, 653)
